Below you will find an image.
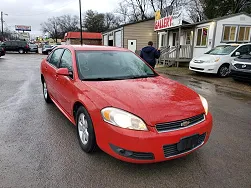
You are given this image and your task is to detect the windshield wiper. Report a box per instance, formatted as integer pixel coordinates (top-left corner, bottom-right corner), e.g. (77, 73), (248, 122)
(82, 77), (128, 81)
(125, 74), (157, 79)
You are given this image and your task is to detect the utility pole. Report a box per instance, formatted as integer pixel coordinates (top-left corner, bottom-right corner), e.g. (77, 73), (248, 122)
(79, 0), (83, 45)
(1, 11), (3, 41)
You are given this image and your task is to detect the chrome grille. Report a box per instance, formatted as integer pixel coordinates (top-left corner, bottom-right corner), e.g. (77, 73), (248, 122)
(156, 114), (205, 133)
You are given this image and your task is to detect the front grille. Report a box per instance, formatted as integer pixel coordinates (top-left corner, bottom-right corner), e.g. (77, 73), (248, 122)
(163, 133), (206, 158)
(234, 63), (251, 70)
(156, 114), (205, 133)
(190, 66), (204, 71)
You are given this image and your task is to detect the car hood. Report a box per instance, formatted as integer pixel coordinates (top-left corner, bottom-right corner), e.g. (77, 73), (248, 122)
(193, 54), (222, 62)
(82, 76), (205, 126)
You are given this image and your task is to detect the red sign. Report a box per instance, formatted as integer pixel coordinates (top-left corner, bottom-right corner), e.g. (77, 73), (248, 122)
(154, 16), (173, 31)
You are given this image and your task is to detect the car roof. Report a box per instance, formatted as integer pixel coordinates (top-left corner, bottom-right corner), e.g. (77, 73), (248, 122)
(60, 45), (130, 52)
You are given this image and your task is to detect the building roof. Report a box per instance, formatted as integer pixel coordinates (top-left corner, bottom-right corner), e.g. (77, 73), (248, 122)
(65, 32), (102, 40)
(102, 17), (155, 34)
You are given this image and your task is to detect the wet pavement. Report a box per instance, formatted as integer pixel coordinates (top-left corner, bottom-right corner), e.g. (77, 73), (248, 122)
(0, 53), (251, 188)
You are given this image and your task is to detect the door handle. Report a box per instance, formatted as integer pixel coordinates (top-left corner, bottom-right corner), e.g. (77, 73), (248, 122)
(45, 67), (48, 72)
(55, 74), (58, 81)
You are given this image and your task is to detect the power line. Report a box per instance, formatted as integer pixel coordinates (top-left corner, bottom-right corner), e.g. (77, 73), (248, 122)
(8, 0), (76, 17)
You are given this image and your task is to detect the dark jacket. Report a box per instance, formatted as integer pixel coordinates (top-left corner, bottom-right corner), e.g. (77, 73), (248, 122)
(140, 46), (160, 66)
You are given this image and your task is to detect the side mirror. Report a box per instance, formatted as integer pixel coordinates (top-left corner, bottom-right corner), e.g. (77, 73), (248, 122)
(56, 68), (70, 76)
(235, 52), (240, 56)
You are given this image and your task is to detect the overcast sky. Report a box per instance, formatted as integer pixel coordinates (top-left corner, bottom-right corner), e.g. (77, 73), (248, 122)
(1, 0), (118, 37)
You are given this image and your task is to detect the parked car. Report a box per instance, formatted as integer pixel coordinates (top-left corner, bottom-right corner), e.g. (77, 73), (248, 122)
(231, 53), (251, 82)
(1, 40), (30, 54)
(0, 47), (5, 57)
(29, 44), (38, 53)
(189, 43), (251, 77)
(42, 45), (54, 55)
(40, 45), (213, 163)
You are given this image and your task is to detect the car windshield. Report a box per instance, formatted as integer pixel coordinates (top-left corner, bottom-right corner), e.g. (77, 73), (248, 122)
(76, 51), (157, 81)
(205, 45), (238, 55)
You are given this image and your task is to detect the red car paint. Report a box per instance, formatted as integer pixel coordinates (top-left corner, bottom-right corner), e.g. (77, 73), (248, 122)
(41, 45), (213, 163)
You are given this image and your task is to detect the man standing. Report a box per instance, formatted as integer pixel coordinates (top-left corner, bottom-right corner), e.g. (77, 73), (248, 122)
(140, 41), (161, 69)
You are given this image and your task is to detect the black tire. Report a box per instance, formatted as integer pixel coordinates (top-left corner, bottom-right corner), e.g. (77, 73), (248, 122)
(18, 48), (24, 54)
(76, 106), (97, 153)
(217, 64), (230, 77)
(42, 79), (52, 103)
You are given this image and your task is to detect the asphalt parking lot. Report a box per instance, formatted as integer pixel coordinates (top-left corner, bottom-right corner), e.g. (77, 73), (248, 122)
(0, 53), (251, 188)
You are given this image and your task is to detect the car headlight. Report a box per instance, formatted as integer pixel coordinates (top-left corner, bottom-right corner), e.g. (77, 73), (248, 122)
(101, 107), (148, 131)
(199, 95), (208, 115)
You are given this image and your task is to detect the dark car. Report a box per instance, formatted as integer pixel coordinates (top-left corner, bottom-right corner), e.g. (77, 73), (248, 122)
(42, 45), (55, 55)
(0, 47), (5, 57)
(29, 44), (38, 53)
(1, 40), (30, 54)
(231, 54), (251, 82)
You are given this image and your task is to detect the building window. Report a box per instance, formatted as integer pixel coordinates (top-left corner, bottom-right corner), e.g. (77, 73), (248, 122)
(186, 31), (191, 45)
(238, 26), (251, 42)
(196, 27), (208, 46)
(223, 26), (237, 42)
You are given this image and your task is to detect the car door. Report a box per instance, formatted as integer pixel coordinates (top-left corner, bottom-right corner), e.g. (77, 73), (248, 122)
(3, 41), (11, 51)
(55, 49), (75, 115)
(43, 48), (64, 100)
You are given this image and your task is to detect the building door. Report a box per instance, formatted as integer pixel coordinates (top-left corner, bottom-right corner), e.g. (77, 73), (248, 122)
(128, 40), (137, 52)
(172, 32), (178, 46)
(103, 35), (108, 46)
(108, 40), (113, 46)
(115, 31), (122, 47)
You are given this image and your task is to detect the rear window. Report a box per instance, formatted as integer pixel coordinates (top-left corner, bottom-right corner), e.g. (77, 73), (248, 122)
(44, 45), (52, 48)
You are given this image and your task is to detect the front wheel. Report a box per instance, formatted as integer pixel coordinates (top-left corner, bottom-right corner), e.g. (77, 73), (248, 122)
(76, 106), (97, 153)
(217, 65), (230, 77)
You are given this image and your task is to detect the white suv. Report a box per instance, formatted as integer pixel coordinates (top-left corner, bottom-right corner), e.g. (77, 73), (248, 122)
(189, 43), (251, 77)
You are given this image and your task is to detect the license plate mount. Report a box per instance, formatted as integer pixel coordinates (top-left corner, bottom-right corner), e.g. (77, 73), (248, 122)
(177, 134), (199, 152)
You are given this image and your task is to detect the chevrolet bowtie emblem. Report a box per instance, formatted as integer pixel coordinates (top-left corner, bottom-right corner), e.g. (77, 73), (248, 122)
(181, 121), (190, 127)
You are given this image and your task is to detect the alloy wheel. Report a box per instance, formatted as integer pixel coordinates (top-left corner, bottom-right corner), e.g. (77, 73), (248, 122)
(78, 113), (89, 145)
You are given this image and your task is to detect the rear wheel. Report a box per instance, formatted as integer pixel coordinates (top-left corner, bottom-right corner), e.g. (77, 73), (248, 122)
(217, 64), (230, 77)
(18, 48), (24, 54)
(42, 80), (52, 103)
(76, 106), (97, 153)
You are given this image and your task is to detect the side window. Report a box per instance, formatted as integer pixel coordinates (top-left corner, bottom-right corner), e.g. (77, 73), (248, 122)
(236, 45), (251, 55)
(49, 49), (64, 68)
(60, 50), (73, 71)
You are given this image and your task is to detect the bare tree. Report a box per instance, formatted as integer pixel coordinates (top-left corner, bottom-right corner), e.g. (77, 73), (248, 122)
(41, 17), (61, 42)
(58, 15), (79, 34)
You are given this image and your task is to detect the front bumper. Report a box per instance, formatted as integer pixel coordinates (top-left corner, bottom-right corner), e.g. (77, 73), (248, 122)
(231, 69), (251, 82)
(189, 61), (219, 74)
(95, 113), (213, 163)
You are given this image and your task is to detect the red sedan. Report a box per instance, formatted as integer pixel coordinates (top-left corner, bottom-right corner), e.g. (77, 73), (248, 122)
(40, 45), (213, 163)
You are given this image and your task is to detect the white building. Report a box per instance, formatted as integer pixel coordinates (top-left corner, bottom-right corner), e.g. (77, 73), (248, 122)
(157, 13), (251, 65)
